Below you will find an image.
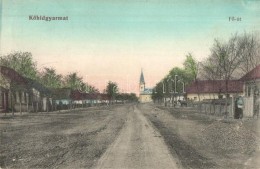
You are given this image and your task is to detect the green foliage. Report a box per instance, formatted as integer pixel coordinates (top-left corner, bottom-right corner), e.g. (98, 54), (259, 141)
(63, 72), (83, 90)
(87, 85), (99, 93)
(116, 93), (138, 102)
(183, 53), (199, 81)
(0, 51), (38, 80)
(106, 81), (119, 100)
(152, 82), (164, 102)
(39, 67), (63, 88)
(0, 51), (101, 94)
(152, 59), (196, 101)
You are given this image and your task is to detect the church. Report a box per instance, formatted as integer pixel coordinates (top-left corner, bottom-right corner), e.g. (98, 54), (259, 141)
(139, 69), (153, 103)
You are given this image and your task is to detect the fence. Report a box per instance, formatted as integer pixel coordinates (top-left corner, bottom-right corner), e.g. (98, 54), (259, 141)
(192, 98), (234, 118)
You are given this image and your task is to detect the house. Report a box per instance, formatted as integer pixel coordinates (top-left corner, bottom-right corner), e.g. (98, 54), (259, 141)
(0, 87), (8, 112)
(185, 64), (260, 118)
(51, 88), (72, 110)
(71, 90), (97, 107)
(139, 69), (153, 103)
(27, 78), (51, 112)
(0, 66), (51, 113)
(0, 65), (28, 112)
(240, 65), (260, 117)
(186, 80), (244, 101)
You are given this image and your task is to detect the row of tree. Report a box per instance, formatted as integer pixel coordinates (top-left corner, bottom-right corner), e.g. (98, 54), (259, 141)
(0, 52), (138, 102)
(0, 52), (99, 92)
(151, 54), (196, 103)
(152, 32), (260, 104)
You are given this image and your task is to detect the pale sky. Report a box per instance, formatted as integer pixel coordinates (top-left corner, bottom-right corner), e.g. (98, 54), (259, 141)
(1, 0), (260, 94)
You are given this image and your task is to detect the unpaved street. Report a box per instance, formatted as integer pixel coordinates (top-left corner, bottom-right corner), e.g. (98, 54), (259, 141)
(0, 105), (130, 169)
(94, 105), (180, 169)
(1, 103), (259, 169)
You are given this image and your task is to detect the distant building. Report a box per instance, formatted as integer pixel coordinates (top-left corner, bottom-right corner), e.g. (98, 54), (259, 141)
(139, 69), (153, 103)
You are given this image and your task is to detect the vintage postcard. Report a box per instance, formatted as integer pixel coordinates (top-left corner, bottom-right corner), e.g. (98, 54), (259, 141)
(0, 0), (260, 168)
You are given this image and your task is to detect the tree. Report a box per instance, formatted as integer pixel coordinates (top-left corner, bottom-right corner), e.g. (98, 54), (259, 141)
(183, 53), (199, 81)
(87, 85), (99, 93)
(105, 81), (118, 104)
(0, 51), (38, 80)
(203, 34), (245, 116)
(152, 82), (164, 103)
(237, 32), (260, 75)
(183, 53), (201, 102)
(63, 72), (83, 90)
(39, 67), (63, 88)
(115, 93), (138, 103)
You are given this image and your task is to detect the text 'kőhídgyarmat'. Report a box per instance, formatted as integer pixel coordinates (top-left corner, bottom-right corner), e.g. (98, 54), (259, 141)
(29, 15), (68, 21)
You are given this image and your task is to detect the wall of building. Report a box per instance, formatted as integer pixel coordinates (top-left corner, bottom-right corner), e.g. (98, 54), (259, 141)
(139, 94), (152, 103)
(187, 92), (243, 101)
(243, 79), (260, 117)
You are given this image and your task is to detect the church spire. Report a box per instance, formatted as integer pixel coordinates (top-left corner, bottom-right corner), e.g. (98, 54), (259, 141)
(140, 68), (145, 84)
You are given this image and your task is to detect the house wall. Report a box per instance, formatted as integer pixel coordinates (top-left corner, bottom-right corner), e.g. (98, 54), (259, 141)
(187, 92), (243, 101)
(139, 94), (152, 103)
(0, 89), (3, 109)
(243, 79), (260, 117)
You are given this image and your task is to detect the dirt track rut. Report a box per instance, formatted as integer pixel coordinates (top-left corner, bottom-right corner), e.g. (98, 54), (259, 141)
(94, 105), (180, 169)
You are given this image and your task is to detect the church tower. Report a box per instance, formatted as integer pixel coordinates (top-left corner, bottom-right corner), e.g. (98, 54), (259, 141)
(139, 69), (145, 92)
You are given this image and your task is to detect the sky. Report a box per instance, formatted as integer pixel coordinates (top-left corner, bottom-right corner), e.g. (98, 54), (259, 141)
(0, 0), (260, 94)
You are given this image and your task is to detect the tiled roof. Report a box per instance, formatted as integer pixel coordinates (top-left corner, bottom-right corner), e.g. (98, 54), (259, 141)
(185, 80), (243, 94)
(51, 88), (72, 100)
(27, 78), (50, 95)
(240, 64), (260, 81)
(70, 90), (109, 100)
(0, 66), (50, 94)
(0, 66), (28, 85)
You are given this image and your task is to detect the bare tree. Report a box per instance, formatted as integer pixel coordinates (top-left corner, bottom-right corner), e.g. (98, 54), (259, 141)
(203, 34), (244, 117)
(238, 32), (260, 75)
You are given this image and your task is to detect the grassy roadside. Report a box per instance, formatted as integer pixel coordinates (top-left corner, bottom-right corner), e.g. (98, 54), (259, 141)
(0, 105), (130, 169)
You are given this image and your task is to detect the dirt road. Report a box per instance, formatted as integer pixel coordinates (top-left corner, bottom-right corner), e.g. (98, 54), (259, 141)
(142, 104), (260, 169)
(94, 105), (180, 169)
(0, 105), (130, 169)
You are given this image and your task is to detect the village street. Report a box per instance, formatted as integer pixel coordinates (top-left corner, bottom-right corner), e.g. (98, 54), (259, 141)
(93, 104), (180, 169)
(0, 103), (259, 169)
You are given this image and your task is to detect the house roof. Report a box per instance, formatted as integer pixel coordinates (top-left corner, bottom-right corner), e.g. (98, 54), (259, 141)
(240, 64), (260, 81)
(185, 80), (243, 94)
(70, 90), (109, 100)
(51, 88), (72, 100)
(140, 88), (153, 95)
(0, 66), (50, 94)
(0, 66), (28, 86)
(27, 78), (50, 95)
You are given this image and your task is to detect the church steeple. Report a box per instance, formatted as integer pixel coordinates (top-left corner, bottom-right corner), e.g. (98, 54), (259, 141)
(140, 68), (145, 84)
(139, 69), (145, 92)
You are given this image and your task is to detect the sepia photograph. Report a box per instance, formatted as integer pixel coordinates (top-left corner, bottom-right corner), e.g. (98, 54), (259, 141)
(0, 0), (260, 168)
